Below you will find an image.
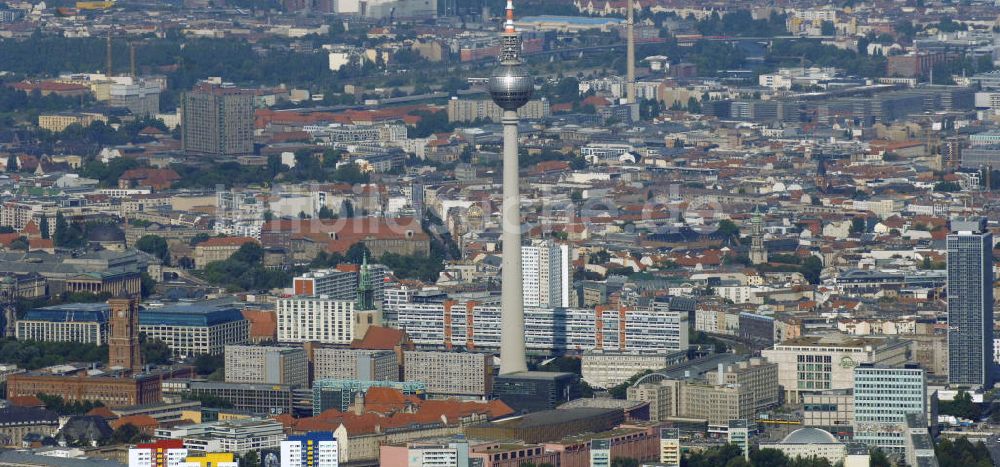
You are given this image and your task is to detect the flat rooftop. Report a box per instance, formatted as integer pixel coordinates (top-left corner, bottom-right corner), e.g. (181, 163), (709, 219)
(490, 408), (619, 429)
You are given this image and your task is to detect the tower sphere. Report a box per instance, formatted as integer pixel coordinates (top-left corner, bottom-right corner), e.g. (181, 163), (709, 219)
(489, 64), (533, 111)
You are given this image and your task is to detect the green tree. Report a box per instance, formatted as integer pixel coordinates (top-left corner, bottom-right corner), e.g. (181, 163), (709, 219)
(801, 256), (824, 284)
(135, 235), (170, 264)
(241, 450), (261, 467)
(611, 459), (639, 467)
(52, 211), (85, 248)
(36, 393), (104, 415)
(9, 237), (29, 250)
(331, 163), (370, 184)
(140, 335), (172, 365)
(111, 423), (149, 444)
(939, 390), (981, 420)
(342, 200), (355, 218)
(935, 437), (993, 467)
(140, 272), (157, 298)
(687, 96), (702, 113)
(194, 353), (225, 377)
(869, 448), (891, 467)
(39, 216), (49, 240)
(318, 206), (335, 219)
(6, 154), (17, 172)
(53, 211), (68, 246)
(934, 181), (961, 192)
(346, 242), (371, 264)
(717, 219), (740, 239)
(850, 217), (866, 235)
(821, 20), (836, 35)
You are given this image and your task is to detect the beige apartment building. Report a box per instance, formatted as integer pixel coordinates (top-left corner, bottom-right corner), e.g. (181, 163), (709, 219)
(224, 345), (308, 388)
(38, 112), (107, 132)
(313, 348), (398, 382)
(402, 351), (494, 397)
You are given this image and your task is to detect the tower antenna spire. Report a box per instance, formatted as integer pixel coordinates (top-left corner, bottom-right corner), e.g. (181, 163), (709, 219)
(504, 0), (515, 33)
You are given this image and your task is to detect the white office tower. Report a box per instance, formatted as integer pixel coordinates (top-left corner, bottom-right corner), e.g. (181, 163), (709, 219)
(522, 240), (570, 308)
(281, 435), (339, 467)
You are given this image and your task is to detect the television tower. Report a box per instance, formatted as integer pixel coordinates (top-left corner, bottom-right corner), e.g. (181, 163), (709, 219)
(489, 0), (532, 375)
(626, 0), (636, 104)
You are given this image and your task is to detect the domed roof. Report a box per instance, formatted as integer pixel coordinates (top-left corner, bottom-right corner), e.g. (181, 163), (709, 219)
(782, 428), (839, 444)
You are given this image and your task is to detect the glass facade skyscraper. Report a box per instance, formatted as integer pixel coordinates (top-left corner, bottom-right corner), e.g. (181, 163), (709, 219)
(852, 364), (926, 452)
(947, 218), (994, 388)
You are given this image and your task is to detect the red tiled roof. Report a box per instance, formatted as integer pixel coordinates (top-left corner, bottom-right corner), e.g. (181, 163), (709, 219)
(351, 326), (410, 350)
(86, 406), (117, 419)
(10, 81), (89, 92)
(111, 415), (159, 430)
(9, 395), (45, 408)
(29, 239), (54, 250)
(241, 309), (276, 341)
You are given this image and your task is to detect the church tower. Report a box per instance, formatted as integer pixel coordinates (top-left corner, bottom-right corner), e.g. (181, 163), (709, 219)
(108, 295), (141, 373)
(749, 206), (768, 265)
(356, 253), (375, 311)
(353, 253), (381, 341)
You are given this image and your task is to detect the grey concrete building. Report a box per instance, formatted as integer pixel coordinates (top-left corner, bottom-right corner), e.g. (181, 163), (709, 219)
(181, 82), (254, 157)
(224, 345), (308, 388)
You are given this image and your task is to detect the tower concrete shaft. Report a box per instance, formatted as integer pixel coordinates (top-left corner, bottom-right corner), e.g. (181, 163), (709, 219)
(626, 0), (636, 104)
(499, 110), (527, 374)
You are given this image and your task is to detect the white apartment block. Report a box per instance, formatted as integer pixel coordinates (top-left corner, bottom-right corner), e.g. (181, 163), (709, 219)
(402, 351), (494, 397)
(522, 240), (570, 308)
(128, 447), (188, 467)
(397, 302), (688, 354)
(292, 267), (387, 302)
(139, 320), (249, 357)
(281, 438), (339, 467)
(181, 419), (285, 456)
(277, 297), (356, 344)
(224, 345), (308, 388)
(313, 348), (398, 381)
(293, 269), (358, 299)
(215, 190), (265, 239)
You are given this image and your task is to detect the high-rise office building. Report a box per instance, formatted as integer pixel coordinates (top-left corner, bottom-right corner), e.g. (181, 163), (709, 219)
(277, 297), (356, 344)
(853, 363), (927, 452)
(281, 432), (339, 467)
(728, 419), (750, 460)
(181, 82), (254, 157)
(589, 439), (611, 467)
(659, 428), (681, 466)
(522, 240), (569, 308)
(947, 218), (994, 388)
